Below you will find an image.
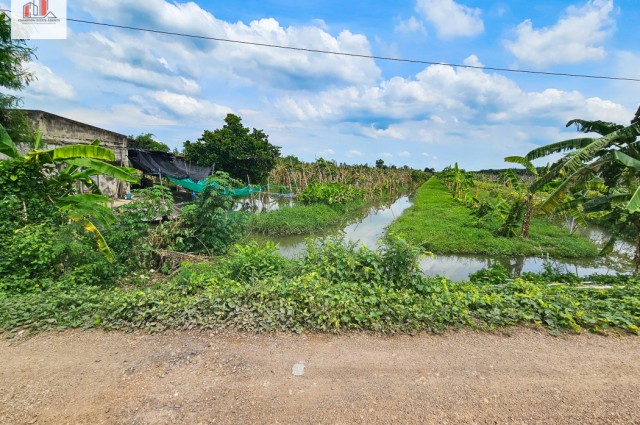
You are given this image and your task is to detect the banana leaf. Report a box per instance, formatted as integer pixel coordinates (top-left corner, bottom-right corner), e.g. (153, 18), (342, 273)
(79, 219), (114, 262)
(628, 186), (640, 213)
(64, 158), (139, 183)
(0, 123), (20, 159)
(612, 150), (640, 172)
(525, 138), (594, 160)
(566, 119), (624, 136)
(504, 155), (537, 176)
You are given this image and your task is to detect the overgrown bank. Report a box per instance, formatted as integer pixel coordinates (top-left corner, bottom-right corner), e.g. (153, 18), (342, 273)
(390, 178), (599, 257)
(250, 202), (367, 235)
(1, 237), (638, 335)
(250, 179), (424, 236)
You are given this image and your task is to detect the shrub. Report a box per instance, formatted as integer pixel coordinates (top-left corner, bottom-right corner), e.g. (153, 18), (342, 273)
(298, 183), (363, 205)
(181, 172), (249, 255)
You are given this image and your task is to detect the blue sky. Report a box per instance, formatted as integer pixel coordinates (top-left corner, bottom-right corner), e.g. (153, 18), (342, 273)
(7, 0), (640, 170)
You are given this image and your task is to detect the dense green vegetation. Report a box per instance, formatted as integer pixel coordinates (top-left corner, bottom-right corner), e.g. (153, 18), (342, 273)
(183, 114), (281, 183)
(128, 133), (171, 153)
(516, 116), (640, 272)
(269, 157), (429, 201)
(251, 164), (429, 236)
(390, 178), (599, 257)
(0, 24), (637, 338)
(251, 203), (353, 235)
(1, 237), (637, 335)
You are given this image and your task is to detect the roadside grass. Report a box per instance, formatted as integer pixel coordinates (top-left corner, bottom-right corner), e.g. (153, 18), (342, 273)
(389, 178), (599, 258)
(1, 238), (637, 335)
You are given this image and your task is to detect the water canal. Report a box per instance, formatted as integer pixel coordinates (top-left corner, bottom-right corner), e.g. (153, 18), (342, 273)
(254, 195), (634, 280)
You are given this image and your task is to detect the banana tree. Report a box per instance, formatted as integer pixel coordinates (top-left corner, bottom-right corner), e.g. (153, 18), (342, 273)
(440, 163), (475, 200)
(523, 110), (640, 273)
(0, 123), (139, 260)
(525, 119), (639, 210)
(501, 156), (539, 238)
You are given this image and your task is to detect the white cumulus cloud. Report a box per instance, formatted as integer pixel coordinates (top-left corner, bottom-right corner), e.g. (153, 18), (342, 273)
(394, 16), (426, 34)
(149, 91), (232, 120)
(71, 0), (380, 90)
(24, 62), (76, 101)
(62, 104), (177, 129)
(415, 0), (484, 39)
(277, 55), (631, 126)
(505, 0), (615, 67)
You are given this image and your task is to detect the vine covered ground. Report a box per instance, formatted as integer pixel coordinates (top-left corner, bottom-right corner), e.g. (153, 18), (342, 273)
(2, 237), (637, 336)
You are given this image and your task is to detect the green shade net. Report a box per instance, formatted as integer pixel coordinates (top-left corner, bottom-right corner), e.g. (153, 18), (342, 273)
(168, 177), (265, 196)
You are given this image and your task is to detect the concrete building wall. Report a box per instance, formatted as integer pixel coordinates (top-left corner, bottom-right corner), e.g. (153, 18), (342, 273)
(19, 110), (130, 198)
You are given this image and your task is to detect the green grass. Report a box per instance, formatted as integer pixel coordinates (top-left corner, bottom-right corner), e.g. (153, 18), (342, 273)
(250, 204), (341, 235)
(250, 201), (369, 236)
(389, 178), (599, 258)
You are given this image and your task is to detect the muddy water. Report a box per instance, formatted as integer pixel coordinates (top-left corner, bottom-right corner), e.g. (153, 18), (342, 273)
(261, 197), (635, 280)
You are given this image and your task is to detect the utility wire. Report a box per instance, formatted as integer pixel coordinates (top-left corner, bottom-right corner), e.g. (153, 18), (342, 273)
(5, 10), (640, 83)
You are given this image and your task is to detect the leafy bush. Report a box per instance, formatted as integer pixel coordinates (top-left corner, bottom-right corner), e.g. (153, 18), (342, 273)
(106, 186), (177, 268)
(298, 183), (363, 205)
(469, 262), (510, 285)
(1, 235), (639, 334)
(300, 233), (427, 291)
(213, 241), (292, 282)
(0, 160), (66, 232)
(0, 221), (121, 292)
(181, 172), (249, 255)
(0, 160), (121, 287)
(120, 186), (174, 222)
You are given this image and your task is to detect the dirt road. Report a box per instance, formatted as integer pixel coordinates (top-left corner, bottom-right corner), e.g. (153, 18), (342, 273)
(1, 329), (639, 424)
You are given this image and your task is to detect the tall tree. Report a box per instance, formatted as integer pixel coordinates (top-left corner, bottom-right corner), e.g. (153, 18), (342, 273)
(0, 13), (36, 145)
(128, 133), (170, 153)
(183, 114), (281, 183)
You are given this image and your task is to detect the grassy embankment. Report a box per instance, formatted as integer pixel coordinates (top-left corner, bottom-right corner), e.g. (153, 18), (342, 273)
(252, 168), (430, 236)
(390, 178), (599, 257)
(250, 202), (368, 236)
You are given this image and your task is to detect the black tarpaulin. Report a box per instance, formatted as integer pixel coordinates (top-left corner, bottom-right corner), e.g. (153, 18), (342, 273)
(128, 149), (211, 182)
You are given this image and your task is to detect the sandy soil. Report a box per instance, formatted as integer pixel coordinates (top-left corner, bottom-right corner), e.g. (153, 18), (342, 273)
(1, 328), (639, 424)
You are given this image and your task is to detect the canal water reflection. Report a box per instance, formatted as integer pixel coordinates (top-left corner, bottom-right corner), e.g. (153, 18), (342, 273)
(261, 196), (634, 280)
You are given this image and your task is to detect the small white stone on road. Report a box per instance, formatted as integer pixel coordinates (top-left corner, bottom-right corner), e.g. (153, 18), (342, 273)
(292, 361), (305, 376)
